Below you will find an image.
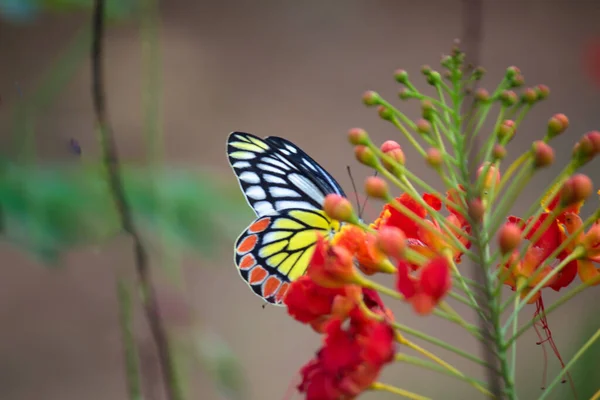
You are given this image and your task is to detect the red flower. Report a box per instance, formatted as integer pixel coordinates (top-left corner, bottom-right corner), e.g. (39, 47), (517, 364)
(297, 311), (394, 399)
(307, 236), (357, 288)
(396, 256), (451, 315)
(284, 276), (347, 332)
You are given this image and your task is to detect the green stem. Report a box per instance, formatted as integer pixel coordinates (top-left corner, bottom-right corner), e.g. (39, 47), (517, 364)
(538, 329), (600, 400)
(117, 277), (143, 400)
(394, 354), (493, 397)
(370, 382), (430, 400)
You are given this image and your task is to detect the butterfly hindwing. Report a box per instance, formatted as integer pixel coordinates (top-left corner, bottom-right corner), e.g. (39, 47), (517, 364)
(227, 132), (345, 218)
(234, 208), (339, 305)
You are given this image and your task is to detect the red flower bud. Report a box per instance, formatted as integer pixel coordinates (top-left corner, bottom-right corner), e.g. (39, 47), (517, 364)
(468, 198), (485, 222)
(394, 69), (409, 84)
(381, 140), (405, 167)
(500, 90), (518, 106)
(376, 226), (406, 260)
(560, 174), (593, 207)
(365, 176), (389, 199)
(354, 145), (378, 168)
(547, 113), (569, 138)
(492, 144), (506, 160)
(521, 87), (538, 104)
(532, 141), (554, 168)
(475, 88), (490, 102)
(498, 223), (522, 254)
(362, 91), (381, 106)
(535, 84), (550, 100)
(477, 162), (501, 189)
(497, 120), (516, 142)
(348, 128), (369, 146)
(377, 105), (393, 121)
(416, 119), (431, 135)
(323, 194), (356, 222)
(426, 148), (443, 168)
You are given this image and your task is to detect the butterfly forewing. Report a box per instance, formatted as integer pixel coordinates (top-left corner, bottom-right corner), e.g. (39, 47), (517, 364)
(227, 131), (345, 305)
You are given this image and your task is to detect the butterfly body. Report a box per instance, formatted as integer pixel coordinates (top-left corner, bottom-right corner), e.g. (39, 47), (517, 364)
(227, 132), (345, 305)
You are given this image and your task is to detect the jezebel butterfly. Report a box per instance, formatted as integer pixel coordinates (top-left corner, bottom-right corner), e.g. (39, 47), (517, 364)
(227, 132), (346, 305)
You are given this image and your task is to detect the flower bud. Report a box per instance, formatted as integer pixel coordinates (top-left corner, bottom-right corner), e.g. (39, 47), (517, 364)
(572, 131), (600, 165)
(355, 145), (378, 167)
(394, 69), (409, 84)
(475, 88), (490, 102)
(378, 105), (393, 121)
(416, 119), (431, 135)
(377, 226), (407, 259)
(426, 148), (443, 168)
(362, 90), (381, 106)
(472, 66), (485, 80)
(500, 90), (518, 106)
(348, 128), (369, 146)
(323, 194), (356, 222)
(521, 87), (538, 104)
(365, 176), (389, 199)
(560, 174), (593, 207)
(535, 84), (550, 100)
(440, 55), (452, 68)
(398, 88), (413, 100)
(427, 71), (442, 85)
(421, 100), (434, 121)
(421, 65), (432, 75)
(492, 144), (506, 161)
(498, 223), (522, 254)
(468, 198), (485, 222)
(497, 120), (516, 142)
(532, 141), (554, 168)
(477, 162), (501, 189)
(381, 140), (405, 167)
(505, 66), (521, 80)
(510, 74), (525, 88)
(547, 113), (569, 138)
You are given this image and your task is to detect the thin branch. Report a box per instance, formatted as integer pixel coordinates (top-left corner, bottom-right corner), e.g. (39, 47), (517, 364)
(90, 2), (178, 400)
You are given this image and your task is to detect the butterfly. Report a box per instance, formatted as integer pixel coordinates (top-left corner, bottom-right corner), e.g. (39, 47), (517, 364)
(227, 131), (347, 305)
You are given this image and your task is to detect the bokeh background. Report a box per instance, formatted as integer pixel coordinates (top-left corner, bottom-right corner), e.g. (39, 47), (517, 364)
(1, 1), (599, 399)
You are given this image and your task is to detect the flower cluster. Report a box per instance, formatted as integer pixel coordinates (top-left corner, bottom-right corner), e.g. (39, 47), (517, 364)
(280, 46), (600, 400)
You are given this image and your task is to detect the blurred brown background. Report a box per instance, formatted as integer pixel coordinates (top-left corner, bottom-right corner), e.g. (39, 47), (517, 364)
(1, 1), (599, 399)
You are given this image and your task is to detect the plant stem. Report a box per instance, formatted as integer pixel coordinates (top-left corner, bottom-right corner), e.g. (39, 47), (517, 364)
(370, 382), (431, 400)
(117, 277), (143, 400)
(538, 329), (600, 400)
(394, 354), (493, 397)
(91, 2), (180, 399)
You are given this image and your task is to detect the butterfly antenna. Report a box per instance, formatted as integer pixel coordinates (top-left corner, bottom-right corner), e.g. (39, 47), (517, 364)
(360, 171), (378, 217)
(534, 297), (577, 397)
(346, 166), (362, 217)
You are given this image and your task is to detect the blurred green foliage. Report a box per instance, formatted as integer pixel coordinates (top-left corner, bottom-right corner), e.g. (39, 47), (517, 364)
(0, 0), (137, 22)
(0, 163), (252, 264)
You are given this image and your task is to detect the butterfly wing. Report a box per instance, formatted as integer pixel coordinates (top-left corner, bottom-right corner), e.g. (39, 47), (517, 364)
(234, 208), (339, 305)
(227, 132), (345, 217)
(227, 131), (345, 304)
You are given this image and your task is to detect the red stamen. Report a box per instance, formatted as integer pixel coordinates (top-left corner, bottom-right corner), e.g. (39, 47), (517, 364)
(534, 297), (577, 398)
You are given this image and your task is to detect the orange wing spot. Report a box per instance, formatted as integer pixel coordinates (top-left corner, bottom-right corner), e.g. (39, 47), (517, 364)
(237, 234), (258, 254)
(249, 217), (271, 233)
(275, 282), (290, 303)
(239, 254), (256, 270)
(249, 265), (268, 284)
(262, 276), (281, 299)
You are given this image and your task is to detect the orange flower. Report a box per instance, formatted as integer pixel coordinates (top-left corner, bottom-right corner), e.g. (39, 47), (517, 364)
(331, 225), (385, 275)
(307, 236), (358, 288)
(561, 213), (600, 285)
(499, 249), (556, 304)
